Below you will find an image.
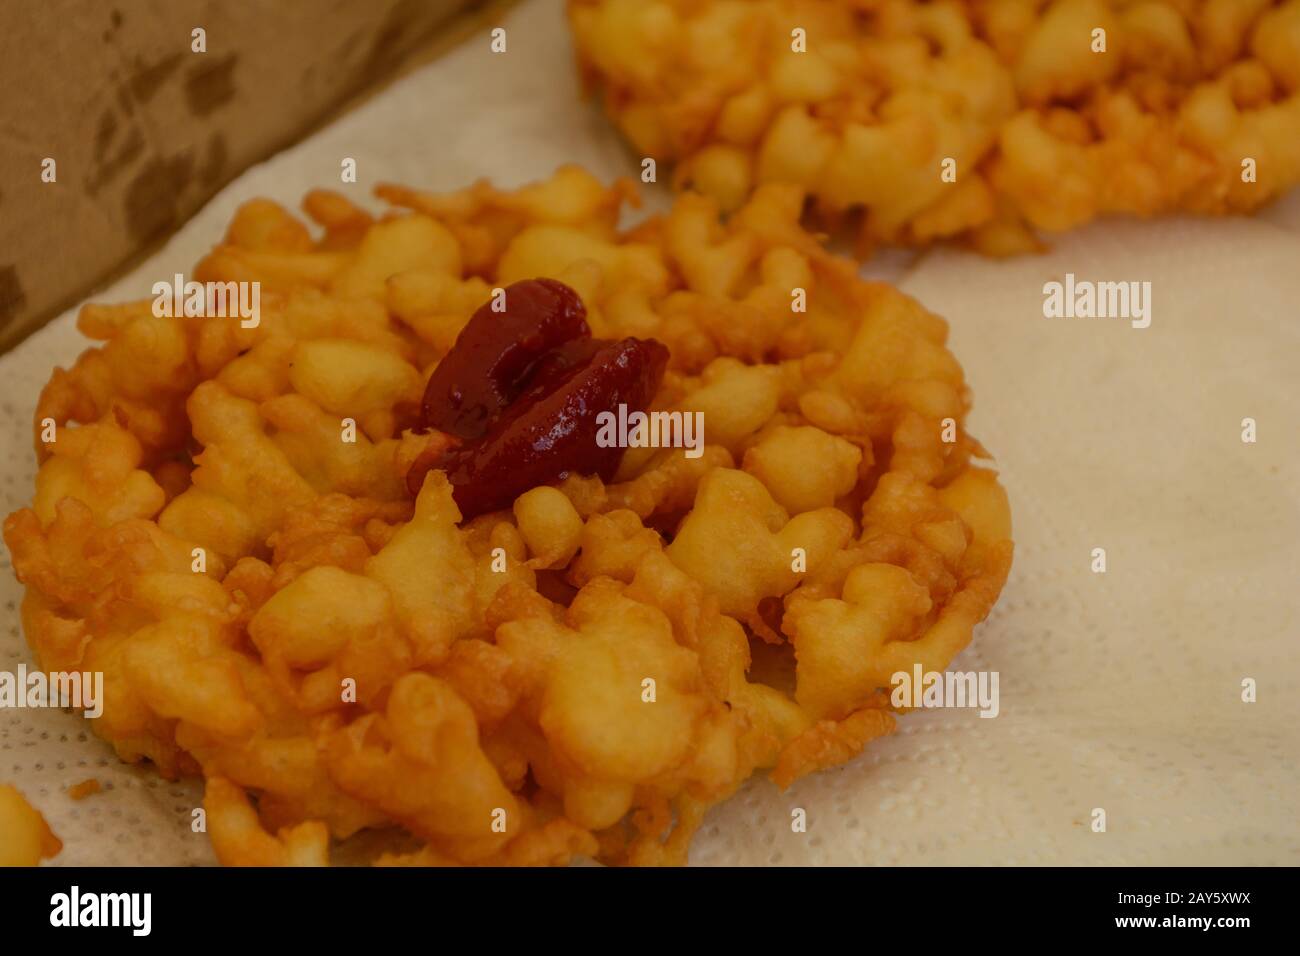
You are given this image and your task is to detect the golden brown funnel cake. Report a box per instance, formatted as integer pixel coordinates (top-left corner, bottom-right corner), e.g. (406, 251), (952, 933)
(569, 0), (1300, 257)
(5, 167), (1011, 866)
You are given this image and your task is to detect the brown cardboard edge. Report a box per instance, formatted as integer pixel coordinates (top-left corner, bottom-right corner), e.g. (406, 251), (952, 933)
(0, 0), (521, 355)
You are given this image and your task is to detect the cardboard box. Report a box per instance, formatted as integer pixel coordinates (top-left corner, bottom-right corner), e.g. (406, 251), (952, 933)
(0, 0), (482, 350)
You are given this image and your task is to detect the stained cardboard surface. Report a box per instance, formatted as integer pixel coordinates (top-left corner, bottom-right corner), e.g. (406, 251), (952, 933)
(0, 0), (479, 350)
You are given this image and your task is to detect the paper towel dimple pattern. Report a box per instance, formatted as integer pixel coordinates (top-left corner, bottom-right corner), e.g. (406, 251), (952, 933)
(3, 0), (1298, 866)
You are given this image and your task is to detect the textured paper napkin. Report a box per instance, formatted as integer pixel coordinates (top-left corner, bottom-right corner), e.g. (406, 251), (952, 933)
(3, 0), (1297, 866)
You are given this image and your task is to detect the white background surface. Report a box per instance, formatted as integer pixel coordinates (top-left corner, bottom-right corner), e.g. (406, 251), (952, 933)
(3, 0), (1297, 865)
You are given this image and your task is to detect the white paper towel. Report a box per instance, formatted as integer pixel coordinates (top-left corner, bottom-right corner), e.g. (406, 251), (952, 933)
(2, 0), (1297, 866)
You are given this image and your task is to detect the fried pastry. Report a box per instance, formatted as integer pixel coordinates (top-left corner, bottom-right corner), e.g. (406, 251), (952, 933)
(5, 166), (1011, 865)
(569, 0), (1300, 256)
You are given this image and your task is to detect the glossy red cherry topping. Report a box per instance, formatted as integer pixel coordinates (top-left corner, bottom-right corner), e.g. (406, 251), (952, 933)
(407, 279), (669, 519)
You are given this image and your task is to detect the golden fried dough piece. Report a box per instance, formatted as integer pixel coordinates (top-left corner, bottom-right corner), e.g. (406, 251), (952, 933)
(0, 785), (62, 866)
(5, 165), (1010, 865)
(67, 779), (102, 801)
(570, 0), (1300, 255)
(205, 777), (330, 867)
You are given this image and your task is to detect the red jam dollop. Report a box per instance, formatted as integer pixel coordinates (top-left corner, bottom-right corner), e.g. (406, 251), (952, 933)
(407, 278), (669, 519)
